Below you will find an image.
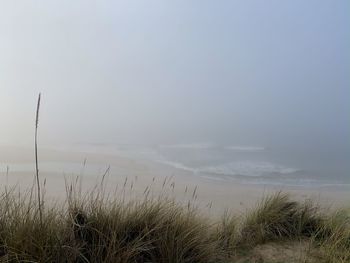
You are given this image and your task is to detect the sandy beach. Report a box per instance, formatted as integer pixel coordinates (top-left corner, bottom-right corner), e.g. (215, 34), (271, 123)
(1, 146), (349, 216)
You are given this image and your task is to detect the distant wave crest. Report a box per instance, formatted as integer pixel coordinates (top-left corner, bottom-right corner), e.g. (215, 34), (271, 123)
(225, 146), (265, 152)
(156, 159), (300, 178)
(198, 161), (299, 177)
(159, 143), (215, 150)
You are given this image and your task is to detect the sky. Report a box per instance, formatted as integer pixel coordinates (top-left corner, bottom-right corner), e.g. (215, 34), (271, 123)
(0, 0), (349, 151)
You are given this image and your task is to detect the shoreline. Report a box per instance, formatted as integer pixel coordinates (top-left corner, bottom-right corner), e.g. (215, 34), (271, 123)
(1, 146), (349, 216)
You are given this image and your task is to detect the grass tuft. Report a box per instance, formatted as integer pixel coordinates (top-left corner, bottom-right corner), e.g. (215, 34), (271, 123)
(311, 209), (350, 262)
(238, 192), (324, 246)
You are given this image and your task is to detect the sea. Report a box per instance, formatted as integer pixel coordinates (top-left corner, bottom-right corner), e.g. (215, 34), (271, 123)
(46, 142), (350, 189)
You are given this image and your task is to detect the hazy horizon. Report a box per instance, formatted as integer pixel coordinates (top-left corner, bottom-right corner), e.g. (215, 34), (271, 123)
(1, 1), (349, 157)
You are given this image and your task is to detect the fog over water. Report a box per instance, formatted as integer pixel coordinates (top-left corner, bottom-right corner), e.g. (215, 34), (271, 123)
(0, 1), (349, 186)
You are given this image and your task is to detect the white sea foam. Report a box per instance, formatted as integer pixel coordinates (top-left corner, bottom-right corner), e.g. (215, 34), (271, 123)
(156, 160), (197, 173)
(159, 142), (216, 149)
(225, 146), (265, 152)
(154, 159), (300, 178)
(198, 161), (299, 177)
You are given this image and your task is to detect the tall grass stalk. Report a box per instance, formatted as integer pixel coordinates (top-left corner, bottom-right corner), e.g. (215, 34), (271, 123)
(34, 92), (42, 226)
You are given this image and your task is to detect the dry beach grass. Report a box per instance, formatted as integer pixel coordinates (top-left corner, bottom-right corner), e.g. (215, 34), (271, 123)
(0, 181), (349, 262)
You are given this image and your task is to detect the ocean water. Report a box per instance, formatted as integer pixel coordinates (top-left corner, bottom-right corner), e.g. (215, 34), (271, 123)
(56, 142), (350, 189)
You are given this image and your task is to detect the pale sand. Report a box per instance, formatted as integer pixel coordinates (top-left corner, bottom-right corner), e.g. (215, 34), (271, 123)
(1, 146), (349, 216)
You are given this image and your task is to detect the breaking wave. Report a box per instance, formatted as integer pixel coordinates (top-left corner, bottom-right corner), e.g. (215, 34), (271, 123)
(156, 159), (300, 178)
(225, 146), (265, 152)
(159, 143), (216, 150)
(198, 161), (299, 177)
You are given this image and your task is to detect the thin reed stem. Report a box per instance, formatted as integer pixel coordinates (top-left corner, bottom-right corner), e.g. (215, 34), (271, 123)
(35, 93), (42, 226)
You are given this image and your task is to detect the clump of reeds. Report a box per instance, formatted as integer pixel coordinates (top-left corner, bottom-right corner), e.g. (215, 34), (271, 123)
(215, 210), (238, 255)
(65, 190), (219, 263)
(237, 192), (324, 247)
(0, 188), (67, 262)
(0, 183), (221, 263)
(310, 209), (350, 262)
(0, 181), (348, 262)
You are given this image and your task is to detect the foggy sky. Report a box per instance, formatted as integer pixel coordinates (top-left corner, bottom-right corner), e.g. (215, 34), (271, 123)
(1, 0), (349, 151)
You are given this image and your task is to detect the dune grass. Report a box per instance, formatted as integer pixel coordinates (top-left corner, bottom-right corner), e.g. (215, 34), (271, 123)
(0, 183), (348, 263)
(311, 209), (350, 262)
(238, 192), (324, 247)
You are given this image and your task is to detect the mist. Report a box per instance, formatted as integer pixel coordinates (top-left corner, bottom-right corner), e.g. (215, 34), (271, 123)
(1, 0), (349, 155)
